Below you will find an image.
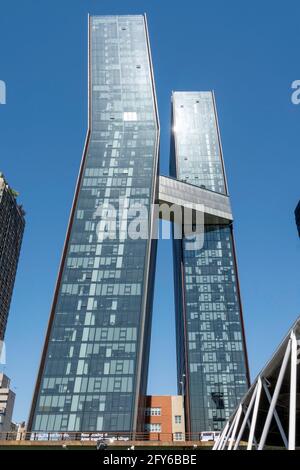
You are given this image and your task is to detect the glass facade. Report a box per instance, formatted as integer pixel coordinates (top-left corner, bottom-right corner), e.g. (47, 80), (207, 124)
(171, 92), (249, 432)
(29, 15), (159, 432)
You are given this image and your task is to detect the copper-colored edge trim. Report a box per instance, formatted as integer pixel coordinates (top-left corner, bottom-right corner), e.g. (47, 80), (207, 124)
(180, 256), (192, 434)
(230, 225), (251, 386)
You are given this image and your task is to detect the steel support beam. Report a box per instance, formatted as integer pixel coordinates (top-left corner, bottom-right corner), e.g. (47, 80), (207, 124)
(221, 416), (237, 450)
(247, 377), (262, 450)
(227, 404), (243, 450)
(288, 331), (297, 450)
(220, 405), (242, 450)
(262, 379), (288, 448)
(258, 340), (291, 450)
(233, 384), (258, 450)
(215, 421), (230, 450)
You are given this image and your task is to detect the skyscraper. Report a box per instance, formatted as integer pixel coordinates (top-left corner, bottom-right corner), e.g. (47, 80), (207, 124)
(170, 92), (250, 433)
(28, 15), (249, 435)
(295, 201), (300, 237)
(0, 173), (25, 341)
(28, 15), (159, 433)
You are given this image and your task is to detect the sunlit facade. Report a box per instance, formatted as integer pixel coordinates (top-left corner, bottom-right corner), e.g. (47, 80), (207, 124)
(171, 92), (249, 432)
(28, 15), (159, 433)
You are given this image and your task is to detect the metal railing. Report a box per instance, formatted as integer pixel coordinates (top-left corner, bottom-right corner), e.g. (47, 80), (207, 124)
(0, 431), (220, 443)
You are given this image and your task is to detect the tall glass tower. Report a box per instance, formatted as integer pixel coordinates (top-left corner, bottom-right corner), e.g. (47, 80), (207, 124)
(170, 92), (250, 433)
(28, 15), (159, 433)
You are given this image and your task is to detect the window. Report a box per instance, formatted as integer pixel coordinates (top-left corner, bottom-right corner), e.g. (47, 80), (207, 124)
(174, 432), (184, 441)
(145, 407), (161, 416)
(174, 415), (182, 424)
(123, 112), (137, 121)
(145, 423), (161, 433)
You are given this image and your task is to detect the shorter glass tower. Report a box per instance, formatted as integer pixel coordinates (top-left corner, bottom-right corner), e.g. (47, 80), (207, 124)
(170, 92), (250, 433)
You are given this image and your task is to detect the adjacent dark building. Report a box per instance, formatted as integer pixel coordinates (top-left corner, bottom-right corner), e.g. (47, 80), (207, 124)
(0, 173), (25, 341)
(170, 92), (250, 432)
(295, 201), (300, 237)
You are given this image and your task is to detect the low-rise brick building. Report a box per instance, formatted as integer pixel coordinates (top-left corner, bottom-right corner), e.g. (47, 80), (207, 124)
(144, 396), (185, 441)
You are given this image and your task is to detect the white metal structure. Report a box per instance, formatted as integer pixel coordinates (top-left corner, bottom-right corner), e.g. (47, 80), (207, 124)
(214, 317), (300, 450)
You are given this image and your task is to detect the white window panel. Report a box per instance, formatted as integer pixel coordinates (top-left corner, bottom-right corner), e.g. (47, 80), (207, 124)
(123, 111), (137, 121)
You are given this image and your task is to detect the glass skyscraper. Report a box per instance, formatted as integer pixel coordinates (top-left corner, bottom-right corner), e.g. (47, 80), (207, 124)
(170, 92), (249, 433)
(28, 16), (249, 435)
(28, 15), (159, 433)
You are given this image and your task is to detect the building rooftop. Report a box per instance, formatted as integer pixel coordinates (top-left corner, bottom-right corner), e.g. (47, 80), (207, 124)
(0, 172), (25, 218)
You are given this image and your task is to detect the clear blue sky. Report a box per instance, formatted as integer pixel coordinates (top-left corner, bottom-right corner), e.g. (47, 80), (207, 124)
(0, 0), (299, 423)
